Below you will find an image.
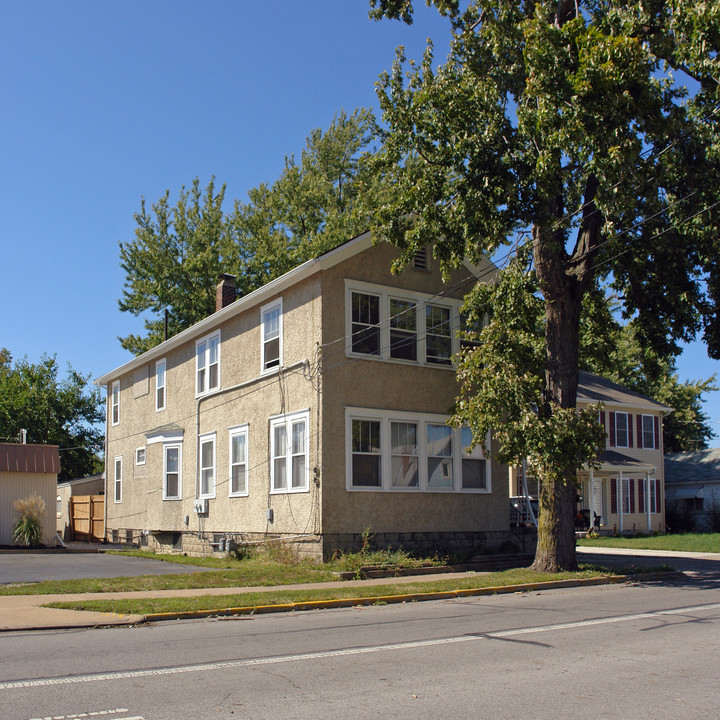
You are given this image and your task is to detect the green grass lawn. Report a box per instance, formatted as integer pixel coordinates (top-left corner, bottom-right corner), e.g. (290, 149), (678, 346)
(0, 557), (337, 596)
(578, 532), (720, 553)
(43, 566), (624, 616)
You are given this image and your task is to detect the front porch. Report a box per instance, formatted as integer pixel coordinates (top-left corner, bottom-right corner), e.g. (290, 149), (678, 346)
(579, 450), (664, 535)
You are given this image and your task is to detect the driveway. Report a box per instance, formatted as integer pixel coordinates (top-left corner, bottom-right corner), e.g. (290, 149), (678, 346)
(0, 551), (207, 584)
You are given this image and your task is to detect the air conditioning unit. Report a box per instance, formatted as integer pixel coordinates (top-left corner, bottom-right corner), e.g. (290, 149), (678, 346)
(193, 498), (209, 514)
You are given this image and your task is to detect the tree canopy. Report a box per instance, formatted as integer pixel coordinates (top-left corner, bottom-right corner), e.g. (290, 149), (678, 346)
(0, 349), (104, 482)
(118, 109), (377, 355)
(369, 0), (720, 570)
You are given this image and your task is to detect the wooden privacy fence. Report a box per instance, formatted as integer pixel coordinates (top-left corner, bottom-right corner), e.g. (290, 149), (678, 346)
(70, 495), (104, 542)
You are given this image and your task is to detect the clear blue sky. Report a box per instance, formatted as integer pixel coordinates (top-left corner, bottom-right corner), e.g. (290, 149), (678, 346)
(1, 1), (718, 444)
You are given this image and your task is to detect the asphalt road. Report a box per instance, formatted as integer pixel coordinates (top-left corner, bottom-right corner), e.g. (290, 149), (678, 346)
(0, 552), (206, 584)
(0, 550), (718, 720)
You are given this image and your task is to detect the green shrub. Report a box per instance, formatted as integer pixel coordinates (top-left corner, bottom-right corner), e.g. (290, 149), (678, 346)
(12, 493), (45, 547)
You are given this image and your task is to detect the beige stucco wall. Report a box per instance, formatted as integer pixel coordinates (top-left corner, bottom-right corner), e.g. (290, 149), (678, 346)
(318, 241), (509, 537)
(0, 472), (57, 546)
(105, 274), (323, 538)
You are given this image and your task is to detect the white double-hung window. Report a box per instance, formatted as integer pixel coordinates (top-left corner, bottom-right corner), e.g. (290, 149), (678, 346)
(229, 425), (249, 497)
(261, 299), (282, 372)
(196, 332), (220, 395)
(199, 433), (216, 499)
(111, 381), (120, 426)
(163, 444), (182, 500)
(270, 410), (309, 493)
(114, 455), (122, 503)
(347, 409), (490, 493)
(155, 359), (166, 411)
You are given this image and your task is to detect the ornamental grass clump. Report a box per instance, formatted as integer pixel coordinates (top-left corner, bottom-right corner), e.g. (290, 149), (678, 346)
(12, 493), (45, 547)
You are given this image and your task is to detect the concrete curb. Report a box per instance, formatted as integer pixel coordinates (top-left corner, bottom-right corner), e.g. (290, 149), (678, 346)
(140, 573), (674, 625)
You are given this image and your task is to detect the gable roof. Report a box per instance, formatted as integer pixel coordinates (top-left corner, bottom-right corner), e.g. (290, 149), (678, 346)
(95, 231), (497, 387)
(665, 448), (720, 486)
(0, 443), (60, 475)
(577, 371), (672, 413)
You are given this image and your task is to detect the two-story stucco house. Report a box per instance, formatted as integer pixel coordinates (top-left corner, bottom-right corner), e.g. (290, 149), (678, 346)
(512, 372), (669, 533)
(96, 232), (510, 559)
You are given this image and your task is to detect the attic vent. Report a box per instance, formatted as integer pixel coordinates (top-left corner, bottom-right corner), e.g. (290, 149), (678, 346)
(413, 246), (428, 270)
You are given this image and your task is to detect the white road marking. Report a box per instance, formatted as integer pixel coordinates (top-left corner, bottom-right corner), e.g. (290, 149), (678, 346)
(6, 601), (720, 692)
(27, 711), (134, 720)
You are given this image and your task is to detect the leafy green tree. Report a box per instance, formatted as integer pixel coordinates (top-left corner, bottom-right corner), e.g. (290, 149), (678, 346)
(369, 0), (720, 570)
(0, 350), (104, 482)
(118, 177), (233, 355)
(119, 110), (378, 354)
(228, 108), (378, 289)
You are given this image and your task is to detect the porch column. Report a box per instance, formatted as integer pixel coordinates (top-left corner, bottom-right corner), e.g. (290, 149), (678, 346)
(619, 472), (624, 533)
(588, 469), (595, 530)
(646, 471), (651, 532)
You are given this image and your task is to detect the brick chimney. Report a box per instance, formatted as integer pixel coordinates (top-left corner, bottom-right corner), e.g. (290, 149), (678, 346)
(216, 274), (236, 312)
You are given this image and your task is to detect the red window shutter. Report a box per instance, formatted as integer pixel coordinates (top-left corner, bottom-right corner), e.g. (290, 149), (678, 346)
(628, 415), (634, 448)
(609, 412), (616, 447)
(629, 478), (636, 513)
(637, 415), (644, 448)
(611, 478), (617, 514)
(638, 479), (645, 513)
(655, 479), (662, 514)
(654, 416), (660, 450)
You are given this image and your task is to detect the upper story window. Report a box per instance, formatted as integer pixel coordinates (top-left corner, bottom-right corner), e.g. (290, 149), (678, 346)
(346, 281), (463, 368)
(641, 414), (656, 449)
(390, 298), (417, 361)
(155, 359), (166, 411)
(351, 292), (380, 355)
(615, 412), (629, 448)
(347, 408), (491, 493)
(196, 332), (220, 396)
(111, 381), (120, 426)
(261, 299), (283, 373)
(426, 304), (452, 365)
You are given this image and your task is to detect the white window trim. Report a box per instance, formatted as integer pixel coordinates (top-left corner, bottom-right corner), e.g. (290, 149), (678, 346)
(198, 432), (217, 499)
(111, 380), (120, 426)
(135, 447), (146, 466)
(269, 409), (310, 494)
(615, 411), (629, 448)
(345, 280), (463, 368)
(114, 455), (122, 503)
(641, 414), (655, 449)
(155, 358), (167, 412)
(195, 330), (221, 397)
(261, 298), (283, 374)
(163, 442), (183, 501)
(345, 407), (492, 493)
(229, 423), (249, 497)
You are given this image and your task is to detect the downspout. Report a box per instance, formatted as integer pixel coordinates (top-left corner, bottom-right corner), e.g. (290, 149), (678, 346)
(102, 383), (108, 542)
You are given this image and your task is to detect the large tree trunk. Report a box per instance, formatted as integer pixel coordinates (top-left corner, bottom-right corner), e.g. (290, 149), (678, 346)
(533, 278), (584, 571)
